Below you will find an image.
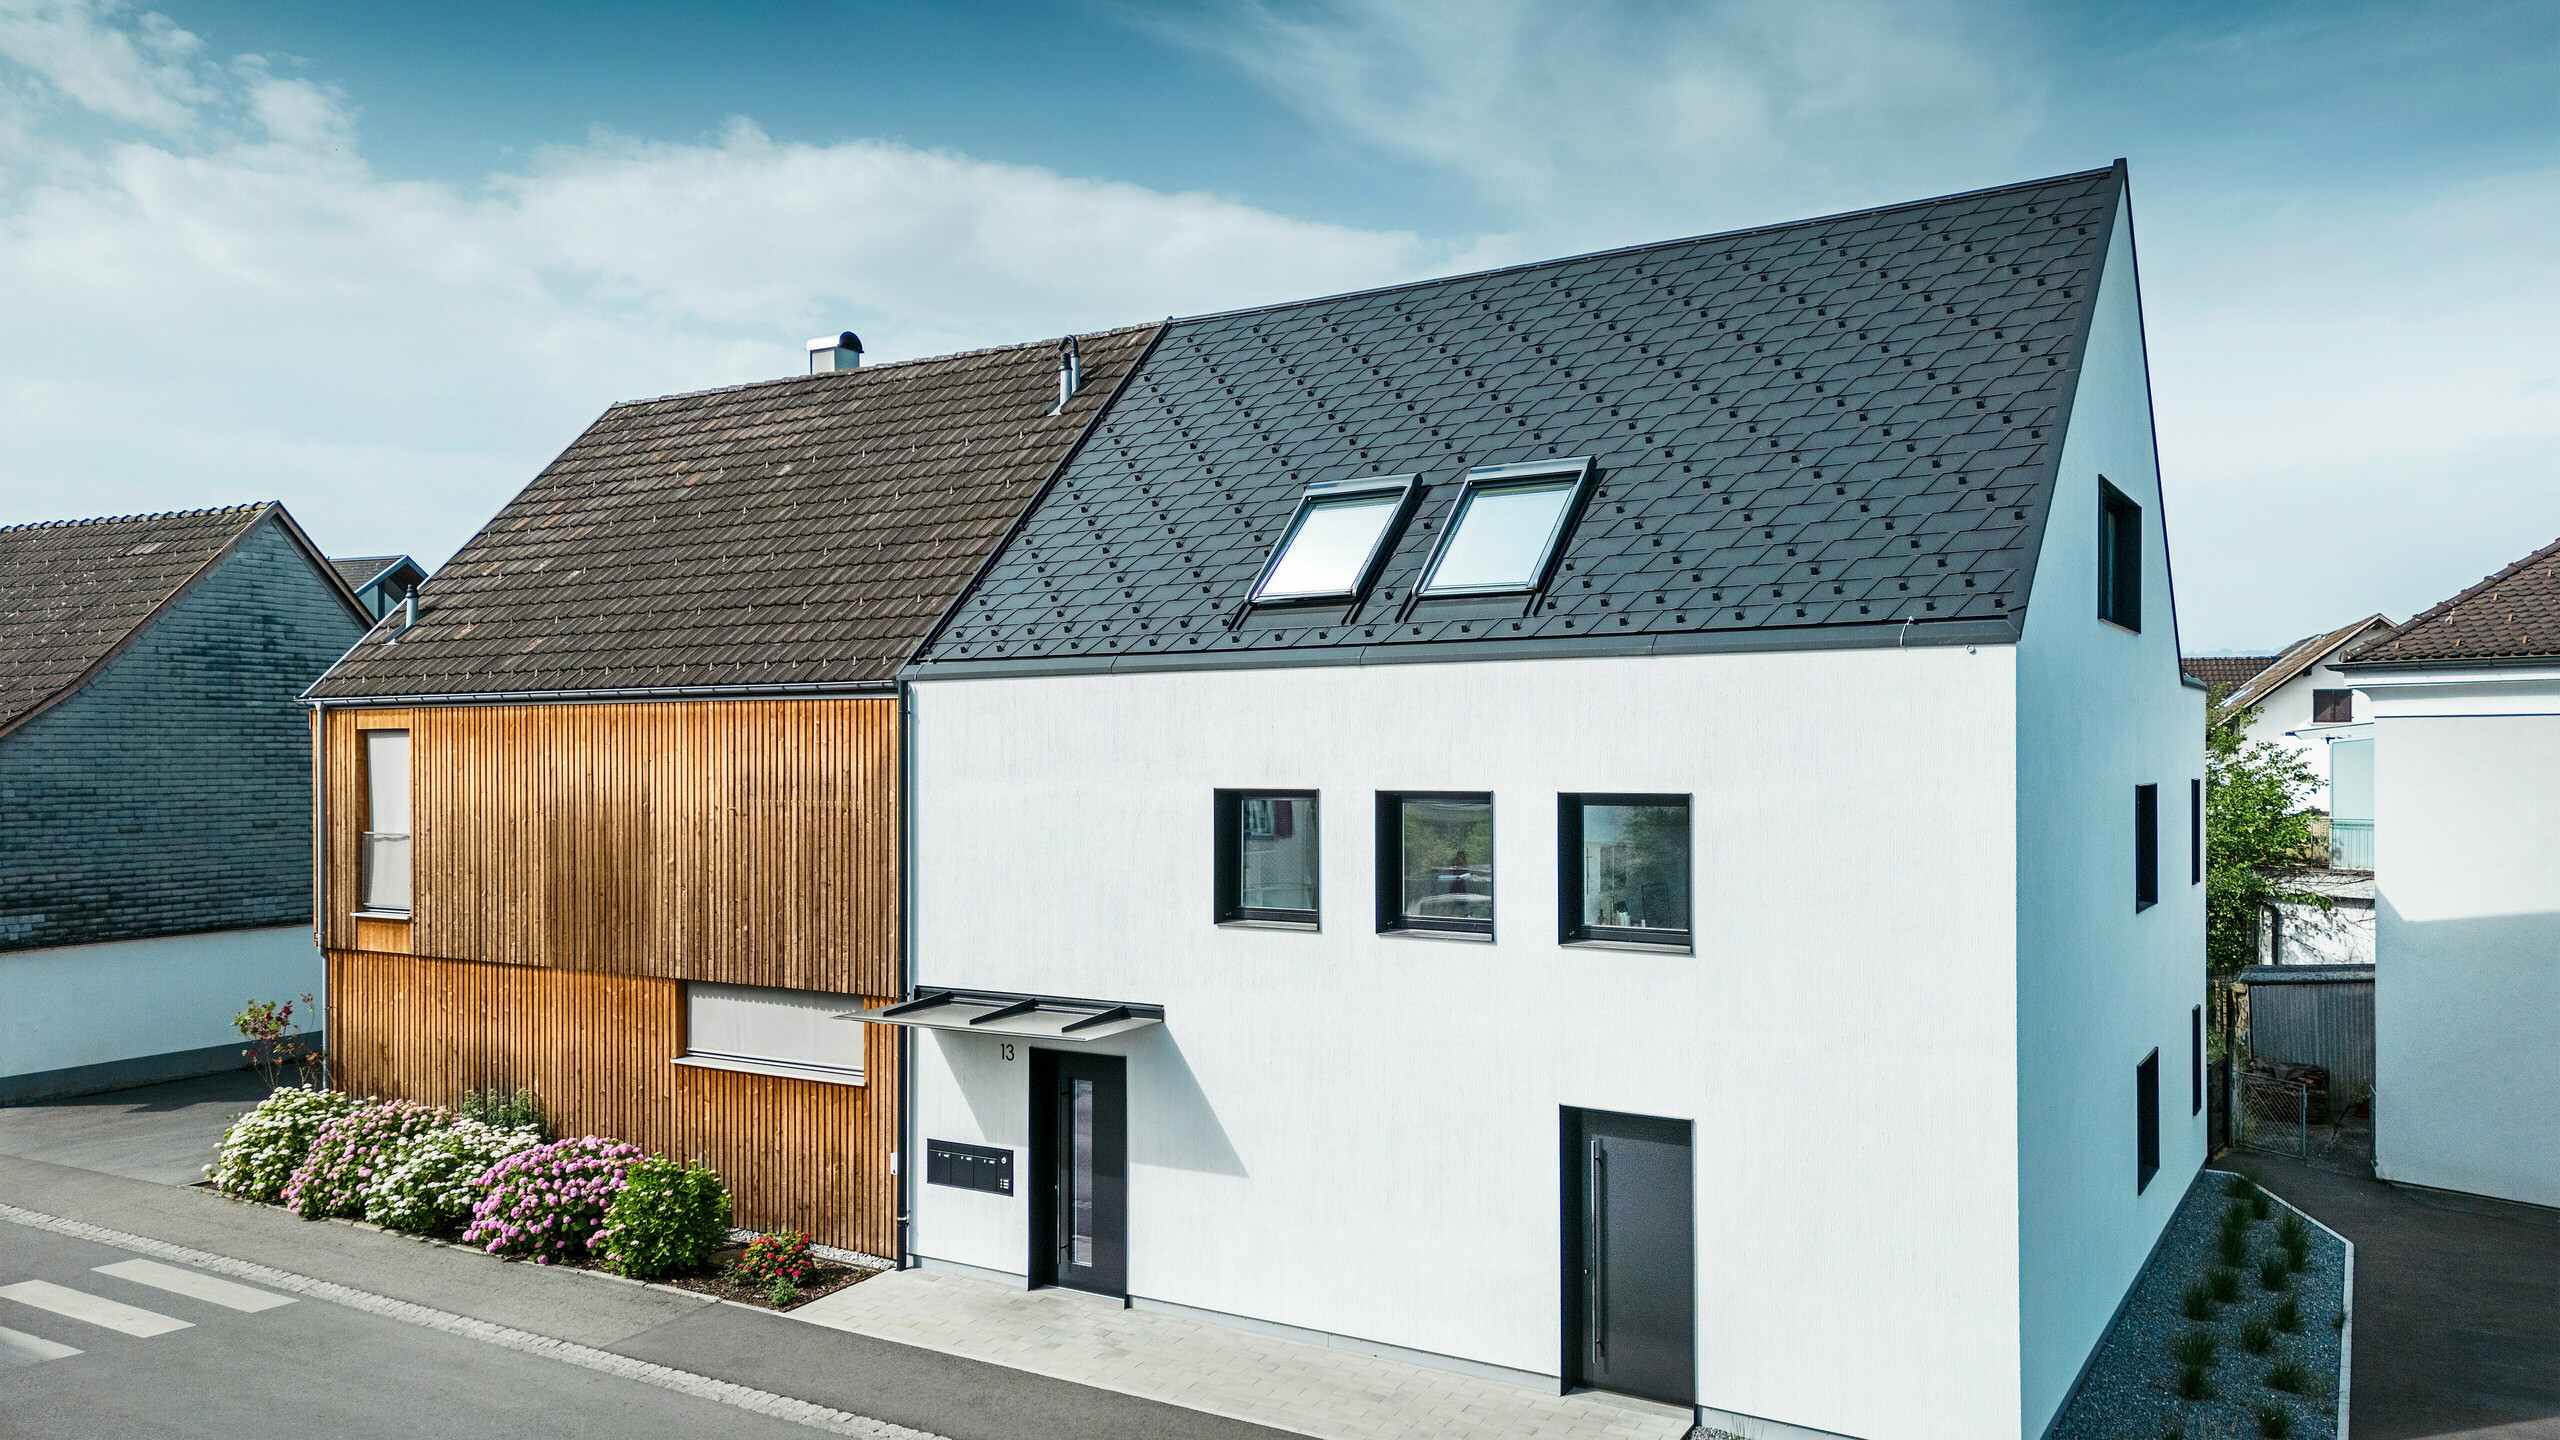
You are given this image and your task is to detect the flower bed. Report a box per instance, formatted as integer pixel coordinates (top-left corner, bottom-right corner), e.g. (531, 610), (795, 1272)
(205, 1086), (367, 1203)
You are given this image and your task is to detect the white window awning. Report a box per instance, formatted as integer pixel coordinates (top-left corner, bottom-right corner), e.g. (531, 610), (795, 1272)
(841, 989), (1163, 1043)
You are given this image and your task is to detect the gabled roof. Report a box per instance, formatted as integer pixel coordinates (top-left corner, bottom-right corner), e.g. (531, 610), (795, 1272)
(331, 555), (424, 593)
(308, 325), (1158, 700)
(2223, 614), (2395, 710)
(0, 503), (361, 736)
(2182, 654), (2276, 698)
(2342, 534), (2560, 669)
(913, 165), (2125, 676)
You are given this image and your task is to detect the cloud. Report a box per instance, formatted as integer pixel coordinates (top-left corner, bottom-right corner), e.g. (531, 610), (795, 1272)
(0, 1), (1439, 567)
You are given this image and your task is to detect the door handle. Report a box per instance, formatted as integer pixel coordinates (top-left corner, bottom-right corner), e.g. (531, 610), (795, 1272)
(1589, 1139), (1607, 1365)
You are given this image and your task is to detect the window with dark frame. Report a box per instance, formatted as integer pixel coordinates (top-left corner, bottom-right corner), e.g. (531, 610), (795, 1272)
(2312, 689), (2352, 724)
(360, 728), (411, 914)
(2191, 778), (2203, 886)
(1213, 790), (1319, 927)
(2135, 783), (2160, 911)
(2191, 1006), (2204, 1116)
(1558, 794), (1692, 949)
(2099, 480), (2142, 631)
(1248, 476), (1417, 606)
(1376, 792), (1493, 936)
(2136, 1049), (2161, 1193)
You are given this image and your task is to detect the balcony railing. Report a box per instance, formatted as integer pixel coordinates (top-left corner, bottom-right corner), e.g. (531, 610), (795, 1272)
(360, 831), (411, 912)
(2327, 820), (2374, 870)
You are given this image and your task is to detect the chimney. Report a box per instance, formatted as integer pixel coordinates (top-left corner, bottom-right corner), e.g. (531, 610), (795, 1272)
(807, 331), (863, 374)
(1049, 334), (1083, 414)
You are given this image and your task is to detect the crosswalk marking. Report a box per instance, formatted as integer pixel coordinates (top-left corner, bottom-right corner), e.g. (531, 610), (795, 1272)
(0, 1280), (191, 1337)
(0, 1324), (82, 1366)
(93, 1258), (295, 1313)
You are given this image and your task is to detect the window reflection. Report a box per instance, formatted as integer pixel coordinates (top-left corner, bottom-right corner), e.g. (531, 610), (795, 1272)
(1400, 796), (1493, 928)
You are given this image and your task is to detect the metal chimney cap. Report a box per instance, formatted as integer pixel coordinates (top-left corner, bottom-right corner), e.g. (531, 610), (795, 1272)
(806, 331), (863, 354)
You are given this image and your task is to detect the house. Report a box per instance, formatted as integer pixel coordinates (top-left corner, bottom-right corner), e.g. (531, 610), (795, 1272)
(2179, 652), (2273, 701)
(2214, 614), (2396, 846)
(2, 504), (366, 1103)
(2338, 534), (2560, 1208)
(329, 555), (430, 621)
(871, 163), (2205, 1439)
(299, 326), (1156, 1254)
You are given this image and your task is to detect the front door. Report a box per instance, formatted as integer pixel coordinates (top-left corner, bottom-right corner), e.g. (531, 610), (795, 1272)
(1565, 1108), (1694, 1406)
(1032, 1050), (1126, 1296)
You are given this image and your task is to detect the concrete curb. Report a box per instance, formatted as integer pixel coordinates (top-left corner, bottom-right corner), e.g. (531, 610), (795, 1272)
(2209, 1167), (2356, 1439)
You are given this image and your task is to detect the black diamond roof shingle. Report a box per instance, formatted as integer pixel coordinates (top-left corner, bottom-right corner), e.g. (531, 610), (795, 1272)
(309, 325), (1158, 699)
(914, 165), (2125, 674)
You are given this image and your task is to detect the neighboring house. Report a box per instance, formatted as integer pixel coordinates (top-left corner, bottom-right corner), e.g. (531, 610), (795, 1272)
(2180, 652), (2275, 701)
(2340, 534), (2560, 1209)
(329, 555), (429, 621)
(300, 327), (1156, 1254)
(2256, 868), (2374, 967)
(2217, 614), (2396, 837)
(875, 164), (2205, 1439)
(1, 504), (366, 1102)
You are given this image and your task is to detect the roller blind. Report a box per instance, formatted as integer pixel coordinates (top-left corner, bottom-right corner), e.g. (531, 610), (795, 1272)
(361, 729), (411, 912)
(684, 983), (866, 1084)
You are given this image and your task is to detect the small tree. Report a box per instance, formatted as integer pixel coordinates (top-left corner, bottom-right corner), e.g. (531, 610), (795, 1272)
(2206, 703), (2330, 971)
(233, 994), (320, 1091)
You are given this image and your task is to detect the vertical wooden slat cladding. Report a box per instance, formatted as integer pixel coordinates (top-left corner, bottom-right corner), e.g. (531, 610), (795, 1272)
(326, 950), (901, 1256)
(324, 698), (897, 995)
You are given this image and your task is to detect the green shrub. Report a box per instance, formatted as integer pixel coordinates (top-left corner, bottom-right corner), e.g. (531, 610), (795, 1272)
(596, 1156), (732, 1279)
(2172, 1329), (2217, 1367)
(366, 1119), (542, 1234)
(205, 1087), (368, 1203)
(2219, 1228), (2250, 1268)
(2182, 1282), (2216, 1321)
(2224, 1201), (2254, 1233)
(458, 1086), (546, 1136)
(2178, 1364), (2215, 1401)
(2210, 1267), (2243, 1303)
(2224, 1172), (2257, 1199)
(731, 1230), (817, 1287)
(2266, 1361), (2308, 1394)
(2240, 1316), (2274, 1354)
(2274, 1298), (2302, 1333)
(2277, 1213), (2310, 1248)
(2250, 1191), (2273, 1221)
(762, 1276), (801, 1307)
(2257, 1404), (2292, 1438)
(2258, 1254), (2292, 1292)
(282, 1100), (455, 1220)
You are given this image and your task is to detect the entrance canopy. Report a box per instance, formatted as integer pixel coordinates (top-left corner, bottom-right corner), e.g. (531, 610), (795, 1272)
(842, 988), (1163, 1043)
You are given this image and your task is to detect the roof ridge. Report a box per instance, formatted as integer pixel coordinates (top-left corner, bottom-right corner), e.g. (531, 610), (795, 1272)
(604, 320), (1163, 414)
(1175, 163), (2121, 326)
(2225, 612), (2393, 707)
(2363, 534), (2560, 654)
(0, 501), (272, 535)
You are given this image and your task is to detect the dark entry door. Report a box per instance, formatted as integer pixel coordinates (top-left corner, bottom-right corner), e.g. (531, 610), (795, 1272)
(1032, 1051), (1126, 1296)
(1565, 1108), (1694, 1406)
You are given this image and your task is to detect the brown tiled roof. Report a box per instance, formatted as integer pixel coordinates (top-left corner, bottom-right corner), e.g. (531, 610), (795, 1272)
(2346, 535), (2560, 667)
(2224, 613), (2395, 709)
(2181, 654), (2275, 698)
(310, 325), (1158, 698)
(0, 504), (281, 732)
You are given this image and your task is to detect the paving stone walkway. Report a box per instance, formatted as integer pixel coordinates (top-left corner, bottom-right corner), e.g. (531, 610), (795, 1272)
(792, 1267), (1693, 1440)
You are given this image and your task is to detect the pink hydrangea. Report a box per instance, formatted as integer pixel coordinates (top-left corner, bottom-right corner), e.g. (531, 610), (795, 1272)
(460, 1136), (648, 1264)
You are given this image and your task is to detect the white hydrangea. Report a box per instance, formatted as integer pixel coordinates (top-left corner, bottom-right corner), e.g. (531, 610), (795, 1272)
(206, 1087), (369, 1203)
(365, 1119), (543, 1234)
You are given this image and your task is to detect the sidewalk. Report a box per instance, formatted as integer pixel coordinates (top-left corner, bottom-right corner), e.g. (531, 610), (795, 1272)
(0, 1069), (264, 1184)
(796, 1267), (1693, 1440)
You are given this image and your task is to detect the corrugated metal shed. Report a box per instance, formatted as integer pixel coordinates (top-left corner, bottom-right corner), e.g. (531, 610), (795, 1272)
(2241, 964), (2374, 1104)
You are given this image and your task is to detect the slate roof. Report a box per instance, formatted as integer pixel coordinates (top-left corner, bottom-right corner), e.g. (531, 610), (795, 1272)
(308, 325), (1157, 699)
(2342, 534), (2560, 668)
(913, 165), (2125, 674)
(331, 555), (414, 591)
(2183, 655), (2276, 698)
(0, 503), (350, 735)
(2222, 614), (2394, 711)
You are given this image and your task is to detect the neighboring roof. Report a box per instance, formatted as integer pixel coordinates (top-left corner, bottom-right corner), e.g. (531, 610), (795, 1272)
(0, 503), (361, 735)
(331, 555), (423, 592)
(2183, 654), (2275, 697)
(2223, 614), (2395, 710)
(915, 165), (2125, 676)
(308, 325), (1158, 700)
(2342, 534), (2560, 669)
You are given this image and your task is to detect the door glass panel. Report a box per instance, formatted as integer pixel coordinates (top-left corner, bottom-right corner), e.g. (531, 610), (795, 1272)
(1241, 796), (1317, 911)
(1401, 797), (1492, 924)
(1580, 801), (1689, 935)
(1069, 1078), (1096, 1269)
(1423, 480), (1576, 593)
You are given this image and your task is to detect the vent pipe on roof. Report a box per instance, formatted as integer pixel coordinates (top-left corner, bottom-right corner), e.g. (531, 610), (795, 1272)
(1049, 335), (1082, 414)
(807, 331), (863, 374)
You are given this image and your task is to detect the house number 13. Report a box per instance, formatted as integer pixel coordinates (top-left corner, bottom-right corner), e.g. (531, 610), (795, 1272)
(999, 1044), (1016, 1061)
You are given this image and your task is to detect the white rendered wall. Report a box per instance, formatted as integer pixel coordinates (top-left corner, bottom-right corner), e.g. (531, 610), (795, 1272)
(2360, 668), (2560, 1207)
(2240, 647), (2372, 812)
(2012, 199), (2208, 1437)
(912, 644), (2027, 1440)
(0, 924), (324, 1077)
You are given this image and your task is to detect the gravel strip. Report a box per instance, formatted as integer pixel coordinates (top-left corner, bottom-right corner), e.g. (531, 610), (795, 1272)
(2051, 1168), (2348, 1440)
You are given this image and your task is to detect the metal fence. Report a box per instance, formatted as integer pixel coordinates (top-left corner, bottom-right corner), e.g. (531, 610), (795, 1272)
(2236, 1073), (2312, 1158)
(2241, 965), (2374, 1107)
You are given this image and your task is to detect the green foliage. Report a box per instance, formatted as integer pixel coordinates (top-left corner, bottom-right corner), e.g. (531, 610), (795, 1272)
(2258, 1254), (2292, 1292)
(2182, 1282), (2216, 1321)
(283, 1099), (455, 1220)
(2210, 1267), (2243, 1304)
(762, 1276), (801, 1307)
(731, 1230), (818, 1287)
(367, 1118), (543, 1234)
(2277, 1213), (2310, 1248)
(2250, 1191), (2273, 1221)
(232, 994), (321, 1091)
(2206, 706), (2331, 971)
(2257, 1403), (2293, 1438)
(459, 1086), (547, 1137)
(205, 1087), (367, 1202)
(2173, 1329), (2218, 1367)
(596, 1156), (732, 1279)
(2179, 1364), (2216, 1401)
(2266, 1361), (2308, 1394)
(2240, 1316), (2274, 1354)
(2274, 1298), (2302, 1333)
(2219, 1228), (2249, 1268)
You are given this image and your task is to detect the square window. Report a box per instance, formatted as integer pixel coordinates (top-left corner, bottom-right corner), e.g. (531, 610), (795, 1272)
(1251, 477), (1415, 604)
(1376, 792), (1493, 936)
(1214, 790), (1319, 926)
(2312, 688), (2352, 724)
(2136, 1048), (2161, 1193)
(2099, 480), (2141, 630)
(1415, 460), (1593, 597)
(2135, 783), (2160, 911)
(1559, 794), (1692, 949)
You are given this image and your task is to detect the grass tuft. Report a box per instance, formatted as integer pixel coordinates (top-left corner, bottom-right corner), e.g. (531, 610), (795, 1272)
(2278, 1213), (2310, 1248)
(2183, 1282), (2217, 1321)
(2267, 1361), (2309, 1394)
(2179, 1364), (2216, 1401)
(2211, 1267), (2244, 1304)
(2273, 1298), (2301, 1333)
(2220, 1229), (2250, 1268)
(2258, 1404), (2293, 1438)
(2240, 1316), (2274, 1354)
(2250, 1191), (2274, 1221)
(2225, 1172), (2258, 1199)
(2259, 1254), (2292, 1292)
(2173, 1329), (2218, 1367)
(2224, 1201), (2254, 1233)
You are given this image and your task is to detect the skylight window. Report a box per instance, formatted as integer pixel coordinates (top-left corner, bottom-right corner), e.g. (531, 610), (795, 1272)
(1249, 476), (1416, 604)
(1415, 459), (1593, 597)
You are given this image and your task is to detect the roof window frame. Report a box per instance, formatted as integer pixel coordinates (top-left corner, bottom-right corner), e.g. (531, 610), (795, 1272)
(1405, 457), (1596, 610)
(1244, 474), (1421, 609)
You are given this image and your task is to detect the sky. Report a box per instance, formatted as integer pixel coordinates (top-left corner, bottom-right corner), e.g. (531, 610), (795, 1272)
(0, 0), (2553, 652)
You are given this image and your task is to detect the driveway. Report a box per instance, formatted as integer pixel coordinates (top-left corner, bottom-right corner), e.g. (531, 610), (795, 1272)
(0, 1070), (266, 1185)
(2246, 1152), (2559, 1440)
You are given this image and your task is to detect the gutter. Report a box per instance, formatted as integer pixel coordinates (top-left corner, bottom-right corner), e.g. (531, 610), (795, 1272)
(300, 679), (899, 709)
